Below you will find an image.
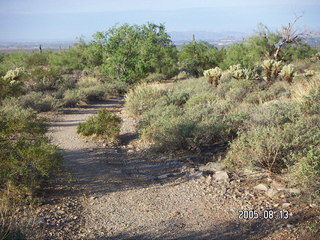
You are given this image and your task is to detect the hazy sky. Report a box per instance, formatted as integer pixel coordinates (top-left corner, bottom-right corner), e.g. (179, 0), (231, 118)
(0, 0), (319, 42)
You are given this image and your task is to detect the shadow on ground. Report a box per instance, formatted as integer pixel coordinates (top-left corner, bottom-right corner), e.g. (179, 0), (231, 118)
(93, 210), (317, 240)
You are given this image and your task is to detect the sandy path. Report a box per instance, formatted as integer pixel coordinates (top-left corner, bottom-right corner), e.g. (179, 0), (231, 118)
(41, 99), (307, 240)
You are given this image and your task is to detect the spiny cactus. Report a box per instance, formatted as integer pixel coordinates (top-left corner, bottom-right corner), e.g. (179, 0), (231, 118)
(3, 67), (26, 81)
(228, 64), (242, 73)
(261, 60), (282, 82)
(279, 64), (295, 84)
(230, 66), (260, 81)
(204, 67), (222, 86)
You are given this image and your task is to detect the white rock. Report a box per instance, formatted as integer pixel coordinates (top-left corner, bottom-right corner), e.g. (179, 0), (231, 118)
(254, 183), (269, 191)
(199, 162), (226, 172)
(282, 203), (291, 208)
(266, 188), (280, 198)
(213, 171), (229, 182)
(286, 188), (301, 195)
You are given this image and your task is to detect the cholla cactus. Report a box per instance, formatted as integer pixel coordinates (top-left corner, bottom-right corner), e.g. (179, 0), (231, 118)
(229, 64), (242, 73)
(232, 69), (245, 80)
(204, 67), (222, 86)
(231, 67), (260, 81)
(261, 60), (282, 82)
(279, 64), (295, 84)
(3, 67), (26, 81)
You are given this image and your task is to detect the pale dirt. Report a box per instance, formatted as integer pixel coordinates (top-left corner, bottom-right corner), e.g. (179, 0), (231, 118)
(32, 98), (319, 240)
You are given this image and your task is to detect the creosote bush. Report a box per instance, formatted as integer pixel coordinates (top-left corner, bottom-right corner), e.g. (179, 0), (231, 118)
(19, 92), (58, 112)
(125, 83), (167, 117)
(0, 103), (63, 197)
(77, 109), (121, 140)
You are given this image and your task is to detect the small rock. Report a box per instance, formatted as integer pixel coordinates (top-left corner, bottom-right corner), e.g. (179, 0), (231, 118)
(189, 171), (203, 179)
(309, 203), (317, 208)
(213, 171), (229, 182)
(254, 183), (269, 191)
(205, 176), (212, 185)
(286, 188), (301, 195)
(282, 203), (291, 208)
(157, 173), (171, 179)
(266, 188), (280, 198)
(271, 180), (286, 190)
(199, 162), (226, 172)
(56, 210), (65, 215)
(286, 224), (294, 228)
(88, 148), (94, 152)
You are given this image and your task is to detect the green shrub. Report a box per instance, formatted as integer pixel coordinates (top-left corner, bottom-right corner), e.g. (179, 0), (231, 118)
(138, 104), (195, 151)
(245, 100), (301, 128)
(28, 67), (61, 91)
(244, 81), (291, 104)
(216, 79), (258, 103)
(184, 92), (217, 109)
(62, 89), (86, 107)
(25, 52), (49, 68)
(19, 92), (58, 112)
(171, 77), (213, 96)
(77, 109), (121, 140)
(125, 83), (168, 117)
(225, 125), (289, 172)
(142, 73), (166, 83)
(82, 85), (105, 101)
(164, 91), (190, 107)
(225, 115), (320, 176)
(0, 104), (63, 197)
(301, 86), (320, 115)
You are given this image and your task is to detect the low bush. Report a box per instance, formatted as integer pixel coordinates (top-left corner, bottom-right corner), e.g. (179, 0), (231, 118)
(125, 83), (168, 117)
(224, 125), (289, 172)
(137, 104), (196, 151)
(245, 100), (301, 128)
(77, 109), (121, 140)
(0, 104), (63, 197)
(19, 92), (58, 112)
(28, 67), (61, 92)
(142, 73), (166, 83)
(62, 89), (86, 107)
(301, 86), (320, 115)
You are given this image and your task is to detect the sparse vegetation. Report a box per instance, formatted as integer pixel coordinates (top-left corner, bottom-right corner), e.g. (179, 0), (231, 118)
(0, 19), (319, 216)
(77, 109), (121, 140)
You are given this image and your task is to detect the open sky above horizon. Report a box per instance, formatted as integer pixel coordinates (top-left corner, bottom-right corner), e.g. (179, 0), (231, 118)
(0, 0), (319, 42)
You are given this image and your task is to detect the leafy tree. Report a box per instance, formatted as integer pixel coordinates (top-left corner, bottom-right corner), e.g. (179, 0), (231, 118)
(49, 39), (100, 70)
(178, 40), (220, 77)
(220, 43), (257, 69)
(92, 23), (178, 84)
(280, 42), (317, 62)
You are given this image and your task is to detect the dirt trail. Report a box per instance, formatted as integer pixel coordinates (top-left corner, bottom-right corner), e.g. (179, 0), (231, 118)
(40, 99), (315, 240)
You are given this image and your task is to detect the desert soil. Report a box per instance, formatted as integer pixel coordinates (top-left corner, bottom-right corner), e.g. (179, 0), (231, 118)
(28, 98), (319, 240)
